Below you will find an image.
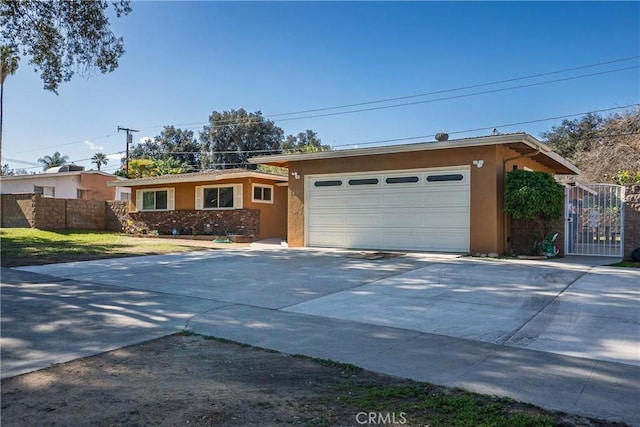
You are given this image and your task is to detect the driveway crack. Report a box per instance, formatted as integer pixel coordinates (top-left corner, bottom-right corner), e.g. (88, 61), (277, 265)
(182, 303), (238, 331)
(571, 361), (598, 410)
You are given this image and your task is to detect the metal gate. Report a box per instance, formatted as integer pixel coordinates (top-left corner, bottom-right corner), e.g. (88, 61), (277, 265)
(565, 184), (624, 257)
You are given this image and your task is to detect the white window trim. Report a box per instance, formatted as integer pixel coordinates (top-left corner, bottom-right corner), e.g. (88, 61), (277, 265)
(34, 185), (55, 198)
(136, 187), (175, 212)
(195, 184), (243, 210)
(251, 183), (274, 204)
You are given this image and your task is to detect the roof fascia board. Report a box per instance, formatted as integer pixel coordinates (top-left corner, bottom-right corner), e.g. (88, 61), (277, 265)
(109, 171), (288, 187)
(0, 171), (84, 180)
(250, 133), (580, 175)
(520, 134), (580, 174)
(249, 133), (529, 164)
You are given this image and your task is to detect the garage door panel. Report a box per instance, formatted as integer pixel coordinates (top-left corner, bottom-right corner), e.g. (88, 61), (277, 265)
(383, 212), (469, 228)
(307, 168), (470, 252)
(308, 196), (347, 209)
(308, 213), (347, 227)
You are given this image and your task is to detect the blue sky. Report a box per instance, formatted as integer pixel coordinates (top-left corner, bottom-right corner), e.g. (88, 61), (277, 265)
(3, 1), (639, 173)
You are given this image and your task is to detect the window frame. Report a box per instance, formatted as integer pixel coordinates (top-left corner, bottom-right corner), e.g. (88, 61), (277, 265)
(135, 187), (175, 212)
(196, 184), (243, 210)
(34, 185), (55, 197)
(252, 183), (274, 204)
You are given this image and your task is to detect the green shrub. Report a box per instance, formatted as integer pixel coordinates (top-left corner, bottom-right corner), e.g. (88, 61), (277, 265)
(505, 170), (564, 254)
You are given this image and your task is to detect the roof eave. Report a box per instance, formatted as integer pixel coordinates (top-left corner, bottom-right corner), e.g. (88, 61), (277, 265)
(109, 171), (288, 187)
(249, 133), (580, 175)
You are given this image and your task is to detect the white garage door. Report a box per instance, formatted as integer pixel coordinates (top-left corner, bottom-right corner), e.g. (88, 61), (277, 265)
(306, 167), (470, 252)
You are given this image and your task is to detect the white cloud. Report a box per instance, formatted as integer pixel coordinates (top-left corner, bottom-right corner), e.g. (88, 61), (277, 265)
(107, 153), (125, 161)
(84, 140), (104, 150)
(139, 136), (153, 144)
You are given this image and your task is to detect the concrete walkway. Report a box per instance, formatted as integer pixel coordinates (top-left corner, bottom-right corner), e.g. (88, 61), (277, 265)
(2, 250), (639, 425)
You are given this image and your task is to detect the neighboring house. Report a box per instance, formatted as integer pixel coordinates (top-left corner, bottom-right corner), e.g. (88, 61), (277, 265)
(250, 132), (579, 255)
(0, 166), (130, 201)
(108, 169), (288, 241)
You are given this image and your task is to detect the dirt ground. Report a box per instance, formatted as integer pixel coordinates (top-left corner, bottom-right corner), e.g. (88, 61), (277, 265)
(1, 334), (627, 427)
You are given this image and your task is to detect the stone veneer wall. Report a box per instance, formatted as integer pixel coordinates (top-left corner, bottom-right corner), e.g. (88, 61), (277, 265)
(106, 201), (129, 232)
(126, 209), (260, 239)
(624, 184), (640, 260)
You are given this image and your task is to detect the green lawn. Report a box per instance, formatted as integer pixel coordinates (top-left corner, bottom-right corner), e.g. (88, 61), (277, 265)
(608, 260), (640, 268)
(0, 228), (193, 267)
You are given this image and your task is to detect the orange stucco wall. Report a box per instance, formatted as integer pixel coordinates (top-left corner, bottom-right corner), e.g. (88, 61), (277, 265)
(287, 145), (555, 254)
(130, 176), (287, 240)
(78, 173), (118, 200)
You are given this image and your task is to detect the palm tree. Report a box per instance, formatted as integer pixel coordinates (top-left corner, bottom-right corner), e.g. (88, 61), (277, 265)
(91, 152), (109, 171)
(38, 151), (69, 171)
(1, 45), (20, 165)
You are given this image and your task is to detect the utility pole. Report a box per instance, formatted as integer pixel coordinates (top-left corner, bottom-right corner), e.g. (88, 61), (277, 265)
(118, 126), (139, 176)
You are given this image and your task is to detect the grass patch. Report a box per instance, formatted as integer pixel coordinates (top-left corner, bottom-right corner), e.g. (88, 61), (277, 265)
(608, 260), (640, 268)
(334, 383), (555, 427)
(0, 228), (195, 267)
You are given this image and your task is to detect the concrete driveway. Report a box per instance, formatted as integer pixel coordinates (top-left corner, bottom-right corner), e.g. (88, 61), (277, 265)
(2, 248), (639, 424)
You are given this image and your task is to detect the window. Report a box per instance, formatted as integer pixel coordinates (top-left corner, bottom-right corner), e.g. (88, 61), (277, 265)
(252, 184), (273, 203)
(196, 184), (242, 210)
(136, 188), (174, 211)
(426, 174), (464, 182)
(349, 178), (379, 186)
(77, 189), (89, 199)
(385, 176), (419, 184)
(314, 180), (342, 187)
(34, 185), (55, 197)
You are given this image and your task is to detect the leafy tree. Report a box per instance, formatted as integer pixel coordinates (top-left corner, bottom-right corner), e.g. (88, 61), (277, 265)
(1, 163), (14, 176)
(123, 158), (188, 179)
(37, 151), (69, 171)
(1, 164), (27, 175)
(130, 126), (200, 172)
(611, 170), (640, 185)
(91, 153), (109, 171)
(282, 130), (331, 153)
(1, 0), (132, 93)
(541, 112), (604, 162)
(125, 159), (156, 179)
(541, 109), (640, 183)
(1, 44), (19, 164)
(505, 170), (564, 254)
(258, 129), (330, 175)
(199, 109), (283, 170)
(155, 158), (189, 176)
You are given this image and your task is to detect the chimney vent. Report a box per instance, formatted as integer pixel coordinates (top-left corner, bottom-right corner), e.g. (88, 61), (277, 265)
(435, 133), (449, 142)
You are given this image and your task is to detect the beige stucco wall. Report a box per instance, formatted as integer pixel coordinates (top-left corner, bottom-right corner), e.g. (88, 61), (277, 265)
(129, 176), (287, 240)
(286, 145), (555, 254)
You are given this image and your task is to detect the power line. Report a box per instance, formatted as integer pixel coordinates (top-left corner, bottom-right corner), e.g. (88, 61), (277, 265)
(85, 104), (640, 155)
(5, 134), (113, 156)
(274, 66), (639, 122)
(139, 56), (640, 129)
(8, 104), (638, 171)
(332, 104), (640, 148)
(267, 56), (640, 118)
